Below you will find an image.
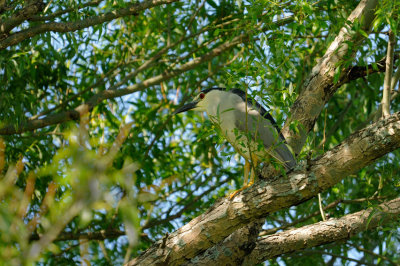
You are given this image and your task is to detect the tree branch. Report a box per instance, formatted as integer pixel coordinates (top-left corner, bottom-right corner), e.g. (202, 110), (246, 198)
(0, 1), (45, 37)
(391, 65), (400, 92)
(183, 219), (265, 266)
(0, 0), (179, 50)
(360, 66), (400, 128)
(381, 30), (396, 117)
(0, 31), (249, 135)
(282, 0), (379, 154)
(29, 228), (126, 242)
(0, 37), (388, 136)
(260, 195), (388, 236)
(127, 112), (400, 265)
(243, 197), (400, 264)
(181, 194), (396, 265)
(195, 196), (392, 266)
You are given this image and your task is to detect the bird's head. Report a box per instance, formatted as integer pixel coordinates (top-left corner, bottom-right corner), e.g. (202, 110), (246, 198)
(174, 88), (225, 114)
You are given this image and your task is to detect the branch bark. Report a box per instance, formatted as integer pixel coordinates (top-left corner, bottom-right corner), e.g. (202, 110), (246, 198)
(183, 195), (390, 265)
(242, 197), (400, 265)
(127, 112), (400, 265)
(282, 0), (379, 154)
(183, 219), (265, 266)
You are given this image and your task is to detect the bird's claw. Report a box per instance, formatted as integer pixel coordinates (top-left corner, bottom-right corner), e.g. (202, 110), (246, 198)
(228, 182), (254, 200)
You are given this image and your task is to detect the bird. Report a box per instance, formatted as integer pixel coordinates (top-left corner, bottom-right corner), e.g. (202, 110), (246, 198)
(174, 87), (296, 198)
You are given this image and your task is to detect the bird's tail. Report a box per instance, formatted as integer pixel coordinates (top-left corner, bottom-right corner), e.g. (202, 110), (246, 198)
(275, 143), (296, 170)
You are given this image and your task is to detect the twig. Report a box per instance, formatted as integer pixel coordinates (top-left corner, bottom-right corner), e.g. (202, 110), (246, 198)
(318, 193), (326, 221)
(381, 30), (396, 117)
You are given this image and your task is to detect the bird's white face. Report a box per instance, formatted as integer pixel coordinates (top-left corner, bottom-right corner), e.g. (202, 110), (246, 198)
(192, 90), (225, 116)
(174, 89), (233, 118)
(189, 91), (207, 112)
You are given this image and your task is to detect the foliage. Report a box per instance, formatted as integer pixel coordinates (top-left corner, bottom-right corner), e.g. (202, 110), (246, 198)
(0, 0), (399, 265)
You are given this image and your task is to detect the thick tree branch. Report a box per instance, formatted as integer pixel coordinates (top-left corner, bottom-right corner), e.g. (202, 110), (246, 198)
(243, 197), (400, 265)
(0, 0), (179, 50)
(127, 112), (400, 265)
(183, 219), (265, 266)
(282, 0), (379, 154)
(192, 198), (390, 265)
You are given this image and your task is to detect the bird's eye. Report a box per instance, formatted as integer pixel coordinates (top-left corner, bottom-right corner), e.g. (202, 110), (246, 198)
(199, 92), (205, 99)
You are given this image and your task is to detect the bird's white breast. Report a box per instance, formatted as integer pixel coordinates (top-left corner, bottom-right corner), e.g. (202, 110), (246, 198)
(203, 91), (253, 158)
(203, 91), (239, 132)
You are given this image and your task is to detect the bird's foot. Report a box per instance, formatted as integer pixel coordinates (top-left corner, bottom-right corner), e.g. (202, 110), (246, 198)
(228, 181), (254, 200)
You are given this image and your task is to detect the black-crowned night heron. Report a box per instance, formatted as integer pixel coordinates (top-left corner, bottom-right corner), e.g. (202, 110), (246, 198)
(175, 88), (296, 198)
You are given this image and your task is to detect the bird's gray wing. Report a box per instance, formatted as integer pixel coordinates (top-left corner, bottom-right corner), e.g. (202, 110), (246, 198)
(234, 107), (296, 170)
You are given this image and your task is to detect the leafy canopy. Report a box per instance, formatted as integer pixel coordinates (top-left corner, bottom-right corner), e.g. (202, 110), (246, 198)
(0, 0), (399, 265)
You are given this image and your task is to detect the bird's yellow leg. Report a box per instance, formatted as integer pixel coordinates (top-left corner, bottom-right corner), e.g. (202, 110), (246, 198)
(243, 160), (250, 186)
(229, 160), (251, 199)
(248, 155), (258, 186)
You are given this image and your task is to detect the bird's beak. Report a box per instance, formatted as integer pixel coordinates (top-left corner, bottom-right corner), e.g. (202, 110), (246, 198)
(174, 101), (199, 114)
